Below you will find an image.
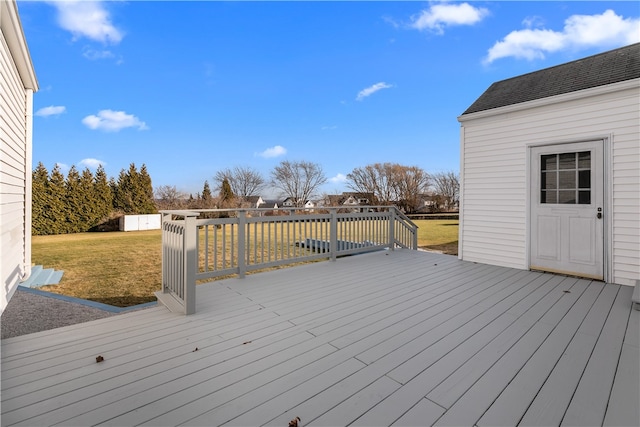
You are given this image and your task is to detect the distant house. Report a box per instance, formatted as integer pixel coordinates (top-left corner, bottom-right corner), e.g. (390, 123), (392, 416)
(458, 43), (639, 287)
(256, 199), (280, 216)
(322, 192), (375, 212)
(243, 196), (264, 209)
(413, 192), (439, 213)
(0, 1), (38, 314)
(281, 197), (296, 208)
(275, 197), (317, 210)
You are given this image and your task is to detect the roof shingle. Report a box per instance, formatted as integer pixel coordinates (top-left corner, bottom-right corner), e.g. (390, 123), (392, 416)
(462, 43), (640, 115)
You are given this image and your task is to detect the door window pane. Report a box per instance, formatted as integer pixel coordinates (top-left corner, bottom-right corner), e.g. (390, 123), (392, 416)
(541, 155), (557, 171)
(578, 191), (591, 204)
(541, 190), (557, 204)
(559, 171), (576, 188)
(578, 151), (591, 168)
(578, 170), (590, 188)
(542, 171), (557, 189)
(540, 150), (591, 204)
(559, 153), (575, 169)
(558, 190), (576, 204)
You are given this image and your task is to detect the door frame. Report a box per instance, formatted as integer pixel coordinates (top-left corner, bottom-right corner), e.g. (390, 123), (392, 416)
(526, 136), (612, 283)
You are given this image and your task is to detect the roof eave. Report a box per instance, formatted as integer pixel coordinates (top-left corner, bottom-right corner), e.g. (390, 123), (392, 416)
(1, 0), (38, 91)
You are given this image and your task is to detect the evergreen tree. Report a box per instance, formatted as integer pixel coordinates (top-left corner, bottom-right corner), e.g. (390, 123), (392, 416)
(202, 180), (213, 208)
(109, 176), (118, 210)
(112, 163), (157, 214)
(219, 178), (234, 206)
(47, 164), (67, 234)
(31, 162), (51, 235)
(64, 166), (83, 233)
(113, 167), (134, 213)
(94, 164), (113, 222)
(78, 167), (99, 230)
(137, 164), (157, 214)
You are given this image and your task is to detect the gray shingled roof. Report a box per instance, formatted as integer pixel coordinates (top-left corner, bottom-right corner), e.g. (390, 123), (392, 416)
(462, 43), (640, 115)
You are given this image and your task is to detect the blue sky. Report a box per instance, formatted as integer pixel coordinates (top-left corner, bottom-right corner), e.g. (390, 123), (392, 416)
(19, 1), (640, 197)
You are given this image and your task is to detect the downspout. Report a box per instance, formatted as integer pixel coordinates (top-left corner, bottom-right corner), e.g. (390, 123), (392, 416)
(21, 88), (33, 281)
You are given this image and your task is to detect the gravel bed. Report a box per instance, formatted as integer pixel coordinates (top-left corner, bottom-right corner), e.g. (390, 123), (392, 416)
(1, 288), (120, 339)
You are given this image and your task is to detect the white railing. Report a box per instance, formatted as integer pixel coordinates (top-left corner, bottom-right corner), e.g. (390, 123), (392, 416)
(157, 206), (418, 314)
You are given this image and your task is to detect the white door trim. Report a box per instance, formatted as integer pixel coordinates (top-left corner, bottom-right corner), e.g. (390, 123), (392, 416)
(527, 139), (608, 281)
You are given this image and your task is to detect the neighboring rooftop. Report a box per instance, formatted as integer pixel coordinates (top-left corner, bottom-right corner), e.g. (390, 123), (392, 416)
(462, 43), (640, 115)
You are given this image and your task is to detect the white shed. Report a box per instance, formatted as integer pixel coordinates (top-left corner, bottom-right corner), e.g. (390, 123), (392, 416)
(458, 43), (639, 287)
(0, 0), (38, 314)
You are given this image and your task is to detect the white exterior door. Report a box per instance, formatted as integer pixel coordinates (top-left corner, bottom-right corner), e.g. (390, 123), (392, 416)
(530, 141), (604, 280)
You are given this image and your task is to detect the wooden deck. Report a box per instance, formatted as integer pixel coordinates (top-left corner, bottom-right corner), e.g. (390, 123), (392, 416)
(1, 250), (638, 426)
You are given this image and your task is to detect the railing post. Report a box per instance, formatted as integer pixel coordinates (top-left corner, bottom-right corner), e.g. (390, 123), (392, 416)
(183, 213), (197, 315)
(238, 210), (246, 278)
(161, 212), (170, 294)
(330, 208), (337, 261)
(388, 208), (395, 251)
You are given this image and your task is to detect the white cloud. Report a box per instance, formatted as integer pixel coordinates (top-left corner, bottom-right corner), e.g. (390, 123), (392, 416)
(522, 16), (545, 29)
(329, 173), (347, 184)
(356, 82), (393, 101)
(485, 10), (640, 64)
(321, 125), (337, 130)
(256, 145), (287, 159)
(82, 110), (148, 132)
(35, 105), (66, 117)
(410, 2), (489, 34)
(83, 47), (115, 60)
(79, 158), (105, 169)
(49, 0), (123, 44)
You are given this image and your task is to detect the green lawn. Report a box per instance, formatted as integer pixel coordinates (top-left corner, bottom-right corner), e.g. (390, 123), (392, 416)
(413, 219), (459, 255)
(33, 231), (162, 307)
(32, 220), (458, 307)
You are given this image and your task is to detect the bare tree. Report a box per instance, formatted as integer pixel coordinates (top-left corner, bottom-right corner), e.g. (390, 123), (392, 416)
(154, 185), (187, 210)
(346, 163), (430, 211)
(214, 166), (265, 199)
(270, 160), (327, 207)
(346, 163), (396, 205)
(395, 166), (431, 213)
(431, 171), (460, 212)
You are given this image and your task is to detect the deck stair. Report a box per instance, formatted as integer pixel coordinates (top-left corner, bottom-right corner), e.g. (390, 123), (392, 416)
(19, 265), (64, 288)
(299, 238), (376, 253)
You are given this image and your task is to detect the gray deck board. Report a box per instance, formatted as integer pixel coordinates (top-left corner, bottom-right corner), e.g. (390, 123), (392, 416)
(558, 285), (632, 426)
(1, 250), (637, 427)
(471, 280), (604, 427)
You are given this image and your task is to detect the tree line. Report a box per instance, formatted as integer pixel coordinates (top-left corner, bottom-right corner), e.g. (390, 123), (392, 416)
(32, 162), (156, 235)
(157, 161), (459, 214)
(32, 159), (458, 235)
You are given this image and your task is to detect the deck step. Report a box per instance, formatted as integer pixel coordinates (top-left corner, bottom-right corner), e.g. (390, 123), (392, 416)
(632, 280), (640, 311)
(19, 265), (64, 288)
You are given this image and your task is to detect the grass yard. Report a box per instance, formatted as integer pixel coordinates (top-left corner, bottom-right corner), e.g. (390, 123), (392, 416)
(414, 219), (459, 255)
(32, 220), (458, 307)
(33, 231), (162, 307)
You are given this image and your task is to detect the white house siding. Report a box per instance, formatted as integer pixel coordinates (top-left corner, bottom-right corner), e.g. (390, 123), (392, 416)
(0, 1), (37, 314)
(459, 80), (639, 286)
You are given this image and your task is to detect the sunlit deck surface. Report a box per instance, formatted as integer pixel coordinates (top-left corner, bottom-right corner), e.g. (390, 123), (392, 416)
(1, 250), (638, 427)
